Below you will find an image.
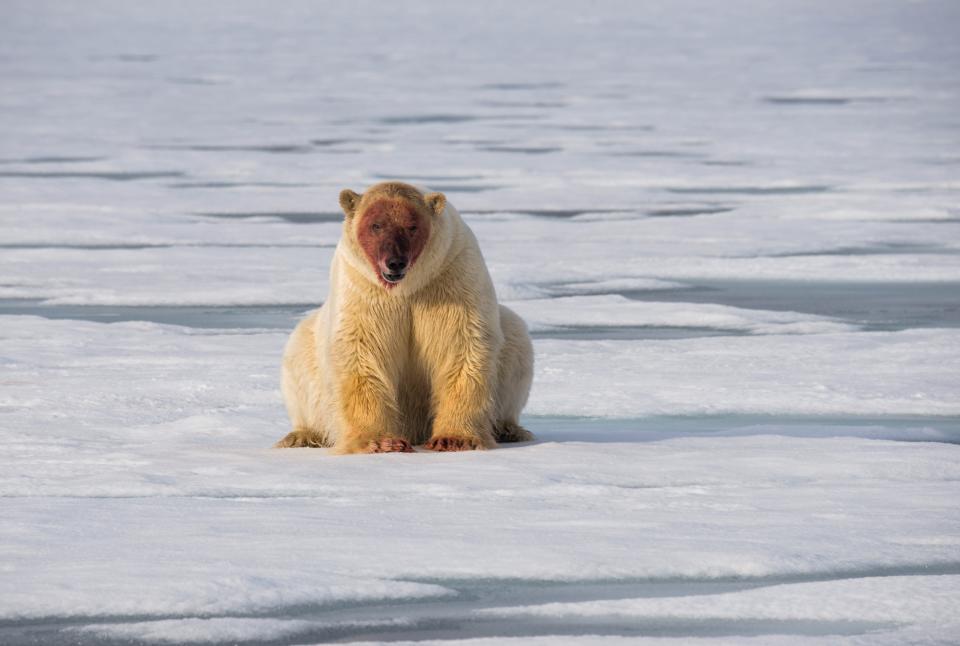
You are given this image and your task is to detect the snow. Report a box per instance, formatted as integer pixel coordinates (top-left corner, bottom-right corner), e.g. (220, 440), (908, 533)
(479, 575), (960, 624)
(2, 0), (960, 644)
(509, 295), (857, 335)
(1, 321), (958, 644)
(529, 330), (960, 417)
(79, 618), (415, 644)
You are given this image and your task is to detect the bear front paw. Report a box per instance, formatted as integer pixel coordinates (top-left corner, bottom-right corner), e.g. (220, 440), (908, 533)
(364, 437), (415, 453)
(425, 436), (488, 452)
(274, 429), (326, 448)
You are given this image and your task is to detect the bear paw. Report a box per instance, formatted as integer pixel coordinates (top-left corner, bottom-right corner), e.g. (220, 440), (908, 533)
(364, 437), (415, 453)
(274, 429), (326, 448)
(425, 436), (488, 452)
(494, 422), (534, 443)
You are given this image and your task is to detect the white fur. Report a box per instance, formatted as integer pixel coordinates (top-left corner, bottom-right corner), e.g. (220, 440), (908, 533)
(277, 186), (533, 453)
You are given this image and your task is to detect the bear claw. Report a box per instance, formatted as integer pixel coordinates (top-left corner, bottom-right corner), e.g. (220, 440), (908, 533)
(365, 438), (414, 453)
(274, 429), (326, 448)
(425, 436), (486, 452)
(494, 422), (534, 443)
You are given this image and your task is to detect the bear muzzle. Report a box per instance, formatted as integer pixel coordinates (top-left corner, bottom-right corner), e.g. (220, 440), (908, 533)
(381, 256), (408, 284)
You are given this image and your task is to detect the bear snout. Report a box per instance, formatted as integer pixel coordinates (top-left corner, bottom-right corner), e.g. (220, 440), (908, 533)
(380, 256), (408, 284)
(385, 256), (407, 273)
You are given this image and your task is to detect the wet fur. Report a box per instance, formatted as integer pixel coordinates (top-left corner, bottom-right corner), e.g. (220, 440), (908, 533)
(277, 182), (534, 453)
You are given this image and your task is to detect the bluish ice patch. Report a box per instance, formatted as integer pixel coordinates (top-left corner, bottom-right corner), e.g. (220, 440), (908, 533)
(167, 181), (312, 189)
(548, 123), (655, 131)
(700, 159), (753, 166)
(614, 280), (960, 331)
(608, 150), (708, 159)
(191, 211), (343, 224)
(768, 243), (960, 257)
(309, 138), (353, 146)
(645, 206), (734, 217)
(147, 143), (315, 154)
(764, 97), (853, 105)
(0, 243), (172, 250)
(9, 565), (949, 645)
(420, 183), (503, 193)
(0, 300), (314, 330)
(0, 156), (106, 164)
(0, 171), (184, 181)
(480, 82), (565, 90)
(165, 76), (224, 85)
(477, 99), (569, 108)
(378, 114), (479, 125)
(372, 173), (488, 182)
(763, 95), (893, 106)
(522, 414), (960, 444)
(477, 145), (562, 154)
(529, 326), (743, 341)
(0, 301), (738, 340)
(108, 53), (158, 63)
(465, 208), (631, 218)
(666, 185), (834, 196)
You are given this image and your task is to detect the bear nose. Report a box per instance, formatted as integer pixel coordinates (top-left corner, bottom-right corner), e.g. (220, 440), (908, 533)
(385, 257), (407, 273)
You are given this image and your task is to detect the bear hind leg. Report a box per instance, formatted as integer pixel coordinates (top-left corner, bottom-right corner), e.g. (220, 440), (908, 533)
(276, 310), (334, 449)
(494, 420), (534, 444)
(493, 305), (534, 444)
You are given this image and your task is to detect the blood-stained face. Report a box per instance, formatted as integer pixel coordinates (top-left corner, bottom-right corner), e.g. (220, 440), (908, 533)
(355, 198), (431, 288)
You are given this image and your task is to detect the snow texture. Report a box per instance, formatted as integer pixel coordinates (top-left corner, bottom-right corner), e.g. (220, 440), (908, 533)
(1, 0), (959, 644)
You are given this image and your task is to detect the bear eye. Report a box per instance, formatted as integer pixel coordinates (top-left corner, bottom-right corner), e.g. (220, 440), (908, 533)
(371, 223), (382, 232)
(408, 225), (418, 233)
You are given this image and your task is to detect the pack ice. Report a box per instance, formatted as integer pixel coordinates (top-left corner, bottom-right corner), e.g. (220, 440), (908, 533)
(1, 1), (958, 644)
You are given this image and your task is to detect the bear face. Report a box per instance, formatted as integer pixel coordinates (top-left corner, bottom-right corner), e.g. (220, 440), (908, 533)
(339, 182), (446, 289)
(355, 197), (430, 286)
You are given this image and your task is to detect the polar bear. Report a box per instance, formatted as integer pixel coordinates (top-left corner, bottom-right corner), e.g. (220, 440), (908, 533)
(275, 181), (533, 453)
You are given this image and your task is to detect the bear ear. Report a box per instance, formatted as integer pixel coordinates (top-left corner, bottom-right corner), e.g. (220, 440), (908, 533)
(339, 189), (362, 218)
(424, 192), (446, 217)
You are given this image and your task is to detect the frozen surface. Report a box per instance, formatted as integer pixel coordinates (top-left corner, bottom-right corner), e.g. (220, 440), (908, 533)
(2, 0), (960, 644)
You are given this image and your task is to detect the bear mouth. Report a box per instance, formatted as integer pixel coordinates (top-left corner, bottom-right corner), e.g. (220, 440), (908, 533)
(381, 271), (405, 284)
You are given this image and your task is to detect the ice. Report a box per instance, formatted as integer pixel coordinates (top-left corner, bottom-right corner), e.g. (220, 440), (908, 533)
(508, 295), (856, 335)
(479, 575), (960, 624)
(529, 330), (960, 417)
(79, 618), (414, 644)
(2, 317), (959, 645)
(477, 576), (960, 644)
(2, 0), (960, 643)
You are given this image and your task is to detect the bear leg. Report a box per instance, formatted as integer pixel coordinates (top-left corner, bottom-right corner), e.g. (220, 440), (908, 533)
(364, 437), (415, 453)
(494, 421), (534, 443)
(425, 435), (490, 452)
(492, 305), (535, 445)
(274, 427), (329, 448)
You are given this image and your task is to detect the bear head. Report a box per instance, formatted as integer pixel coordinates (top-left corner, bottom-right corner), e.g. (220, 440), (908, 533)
(339, 182), (446, 289)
